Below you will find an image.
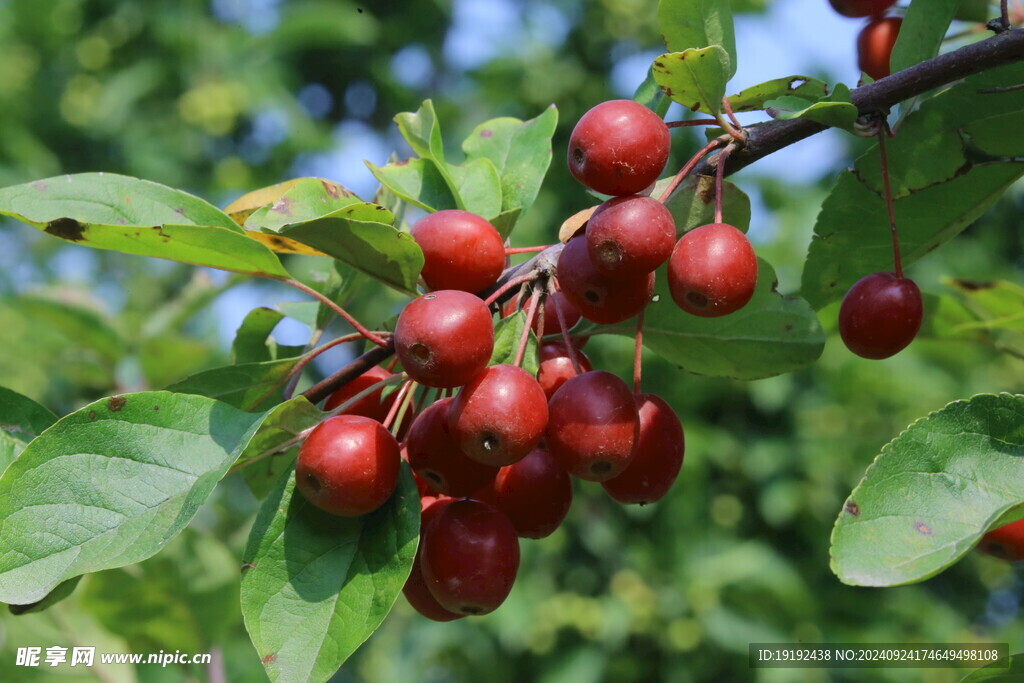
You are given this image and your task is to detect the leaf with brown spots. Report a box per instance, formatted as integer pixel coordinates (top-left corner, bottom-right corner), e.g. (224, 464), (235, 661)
(0, 173), (290, 277)
(651, 46), (730, 116)
(0, 391), (269, 605)
(831, 393), (1024, 587)
(241, 178), (363, 231)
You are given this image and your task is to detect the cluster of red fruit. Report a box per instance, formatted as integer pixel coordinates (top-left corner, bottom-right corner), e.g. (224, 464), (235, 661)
(566, 100), (758, 320)
(829, 0), (903, 81)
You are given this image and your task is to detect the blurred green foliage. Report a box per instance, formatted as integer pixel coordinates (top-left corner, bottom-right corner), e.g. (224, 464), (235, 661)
(1, 1), (1023, 682)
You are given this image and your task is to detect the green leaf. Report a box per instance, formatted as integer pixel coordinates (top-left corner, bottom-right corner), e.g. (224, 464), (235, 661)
(726, 76), (830, 112)
(395, 100), (448, 167)
(394, 100), (461, 208)
(491, 311), (540, 376)
(0, 391), (267, 605)
(579, 260), (824, 380)
(658, 0), (737, 79)
(166, 359), (300, 412)
(831, 393), (1024, 587)
(490, 208), (524, 240)
(462, 105), (559, 223)
(802, 164), (1024, 310)
(0, 172), (240, 231)
(80, 529), (239, 650)
(233, 307), (287, 364)
(365, 158), (458, 213)
(274, 211), (424, 297)
(920, 279), (1024, 357)
(764, 83), (857, 131)
(233, 396), (324, 477)
(659, 174), (751, 233)
(448, 156), (503, 219)
(0, 173), (290, 277)
(633, 67), (672, 117)
(652, 47), (731, 116)
(890, 0), (960, 75)
(7, 576), (81, 615)
(802, 62), (1024, 309)
(0, 386), (58, 473)
(244, 178), (362, 231)
(15, 295), (123, 364)
(955, 0), (990, 23)
(960, 655), (1024, 682)
(241, 463), (419, 682)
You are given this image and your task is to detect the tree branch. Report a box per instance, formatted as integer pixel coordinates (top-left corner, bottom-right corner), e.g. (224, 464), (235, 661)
(301, 342), (395, 405)
(693, 27), (1024, 180)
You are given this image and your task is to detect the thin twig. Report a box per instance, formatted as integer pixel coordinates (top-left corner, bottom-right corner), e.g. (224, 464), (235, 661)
(657, 137), (729, 204)
(515, 286), (541, 368)
(877, 126), (903, 277)
(690, 28), (1024, 178)
(505, 245), (551, 254)
(230, 373), (406, 474)
(483, 270), (540, 307)
(301, 342), (396, 405)
(633, 309), (644, 394)
(277, 277), (389, 347)
(714, 144), (734, 225)
(547, 278), (584, 375)
(666, 119), (724, 128)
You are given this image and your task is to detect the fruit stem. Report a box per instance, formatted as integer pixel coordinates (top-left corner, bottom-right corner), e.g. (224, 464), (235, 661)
(714, 144), (734, 225)
(483, 270), (540, 307)
(277, 277), (390, 347)
(666, 119), (724, 128)
(515, 285), (541, 368)
(505, 245), (552, 254)
(248, 331), (378, 409)
(722, 96), (743, 132)
(230, 373), (407, 474)
(657, 136), (729, 204)
(547, 278), (584, 376)
(383, 379), (416, 432)
(301, 342), (396, 404)
(876, 124), (903, 278)
(633, 309), (644, 394)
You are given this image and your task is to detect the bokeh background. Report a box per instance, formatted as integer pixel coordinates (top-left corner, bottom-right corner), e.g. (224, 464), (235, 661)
(1, 0), (1023, 681)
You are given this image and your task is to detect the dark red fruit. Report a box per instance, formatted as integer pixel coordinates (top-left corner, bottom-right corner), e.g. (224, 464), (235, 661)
(667, 223), (758, 317)
(449, 364), (548, 467)
(403, 497), (462, 621)
(476, 448), (573, 539)
(394, 290), (495, 388)
(295, 415), (401, 517)
(838, 272), (922, 359)
(546, 371), (639, 482)
(857, 16), (902, 80)
(420, 499), (520, 615)
(537, 342), (593, 399)
(557, 236), (653, 324)
(601, 394), (684, 505)
(978, 519), (1024, 562)
(828, 0), (896, 18)
(411, 210), (506, 293)
(324, 365), (397, 421)
(567, 100), (671, 197)
(586, 195), (676, 279)
(405, 398), (498, 496)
